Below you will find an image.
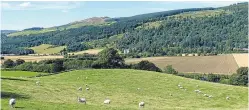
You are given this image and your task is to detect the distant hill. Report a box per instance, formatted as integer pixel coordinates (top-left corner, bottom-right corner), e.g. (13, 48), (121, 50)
(23, 27), (44, 31)
(2, 2), (248, 56)
(1, 30), (17, 34)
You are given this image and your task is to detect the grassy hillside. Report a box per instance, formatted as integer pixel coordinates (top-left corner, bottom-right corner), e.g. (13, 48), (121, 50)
(30, 44), (66, 54)
(1, 71), (42, 77)
(1, 69), (248, 109)
(125, 54), (240, 74)
(69, 48), (104, 55)
(7, 17), (111, 37)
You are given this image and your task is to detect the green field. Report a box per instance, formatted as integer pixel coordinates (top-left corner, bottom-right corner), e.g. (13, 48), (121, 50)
(1, 69), (248, 110)
(30, 44), (66, 54)
(1, 71), (41, 77)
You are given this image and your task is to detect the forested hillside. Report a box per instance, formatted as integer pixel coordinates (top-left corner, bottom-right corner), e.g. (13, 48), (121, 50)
(1, 3), (248, 56)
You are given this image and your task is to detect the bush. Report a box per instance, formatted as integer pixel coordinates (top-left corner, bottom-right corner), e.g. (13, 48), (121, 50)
(15, 59), (25, 66)
(132, 60), (161, 72)
(2, 59), (14, 68)
(163, 65), (178, 74)
(229, 67), (248, 86)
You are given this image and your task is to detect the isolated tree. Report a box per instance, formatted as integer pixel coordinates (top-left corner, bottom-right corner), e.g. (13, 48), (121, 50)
(92, 48), (124, 68)
(163, 65), (177, 74)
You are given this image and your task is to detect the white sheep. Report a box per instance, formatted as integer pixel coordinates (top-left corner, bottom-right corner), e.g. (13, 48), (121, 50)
(179, 86), (183, 89)
(203, 94), (208, 97)
(9, 98), (16, 108)
(139, 102), (145, 108)
(226, 96), (230, 100)
(78, 87), (82, 91)
(78, 97), (86, 104)
(208, 95), (213, 98)
(85, 77), (88, 79)
(137, 88), (140, 90)
(86, 88), (90, 91)
(178, 84), (181, 87)
(104, 99), (111, 104)
(36, 81), (40, 85)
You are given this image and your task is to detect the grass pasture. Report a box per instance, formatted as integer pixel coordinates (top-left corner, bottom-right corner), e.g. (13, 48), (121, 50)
(1, 69), (248, 110)
(1, 71), (43, 77)
(30, 44), (66, 54)
(125, 54), (242, 74)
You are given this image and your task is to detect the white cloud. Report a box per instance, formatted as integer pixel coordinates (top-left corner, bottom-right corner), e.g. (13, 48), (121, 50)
(1, 1), (82, 10)
(19, 2), (31, 7)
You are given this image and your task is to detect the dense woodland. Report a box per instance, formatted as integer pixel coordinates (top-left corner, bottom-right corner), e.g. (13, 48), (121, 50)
(1, 3), (248, 56)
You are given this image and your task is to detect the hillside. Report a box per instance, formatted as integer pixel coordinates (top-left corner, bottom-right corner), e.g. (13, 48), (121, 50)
(1, 3), (248, 56)
(1, 69), (248, 109)
(7, 17), (111, 37)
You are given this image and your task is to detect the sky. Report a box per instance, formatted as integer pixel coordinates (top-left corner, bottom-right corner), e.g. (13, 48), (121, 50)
(1, 1), (239, 30)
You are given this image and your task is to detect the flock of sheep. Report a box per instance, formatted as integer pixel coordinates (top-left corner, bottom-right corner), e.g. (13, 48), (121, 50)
(9, 79), (231, 109)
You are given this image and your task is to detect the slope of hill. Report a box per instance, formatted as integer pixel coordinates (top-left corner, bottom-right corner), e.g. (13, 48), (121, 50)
(7, 17), (111, 37)
(1, 69), (248, 109)
(2, 3), (248, 56)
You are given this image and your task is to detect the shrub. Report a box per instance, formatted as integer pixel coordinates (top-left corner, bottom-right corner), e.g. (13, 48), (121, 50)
(163, 65), (178, 74)
(15, 59), (25, 66)
(132, 60), (161, 72)
(2, 59), (14, 68)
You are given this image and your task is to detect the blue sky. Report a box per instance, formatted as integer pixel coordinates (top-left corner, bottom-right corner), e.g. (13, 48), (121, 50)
(1, 1), (238, 30)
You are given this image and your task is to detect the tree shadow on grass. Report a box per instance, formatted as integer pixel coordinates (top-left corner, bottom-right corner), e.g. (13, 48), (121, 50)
(1, 77), (28, 81)
(1, 91), (30, 99)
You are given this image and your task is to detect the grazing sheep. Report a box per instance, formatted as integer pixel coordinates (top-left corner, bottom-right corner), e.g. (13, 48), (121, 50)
(178, 84), (181, 87)
(139, 102), (145, 108)
(36, 81), (40, 85)
(9, 98), (16, 108)
(179, 86), (183, 89)
(78, 87), (82, 91)
(208, 95), (213, 98)
(137, 88), (140, 90)
(203, 94), (208, 97)
(104, 99), (111, 104)
(78, 97), (86, 104)
(226, 96), (230, 100)
(85, 77), (88, 79)
(86, 88), (90, 91)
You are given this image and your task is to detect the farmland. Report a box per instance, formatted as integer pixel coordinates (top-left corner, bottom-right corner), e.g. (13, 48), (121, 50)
(69, 48), (103, 55)
(1, 55), (63, 63)
(232, 53), (248, 67)
(125, 54), (248, 74)
(30, 44), (66, 54)
(1, 69), (248, 110)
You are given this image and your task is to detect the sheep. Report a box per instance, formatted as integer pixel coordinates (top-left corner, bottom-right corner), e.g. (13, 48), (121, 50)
(104, 99), (111, 104)
(179, 86), (183, 89)
(85, 77), (88, 79)
(203, 94), (208, 97)
(36, 81), (40, 85)
(208, 95), (213, 98)
(139, 102), (145, 108)
(86, 88), (90, 91)
(194, 90), (201, 93)
(226, 96), (230, 100)
(9, 98), (16, 108)
(137, 88), (140, 90)
(178, 84), (181, 87)
(78, 87), (82, 91)
(78, 97), (86, 104)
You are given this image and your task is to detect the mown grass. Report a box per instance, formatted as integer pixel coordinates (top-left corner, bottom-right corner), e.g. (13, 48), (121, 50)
(30, 44), (66, 54)
(1, 69), (248, 110)
(1, 71), (41, 77)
